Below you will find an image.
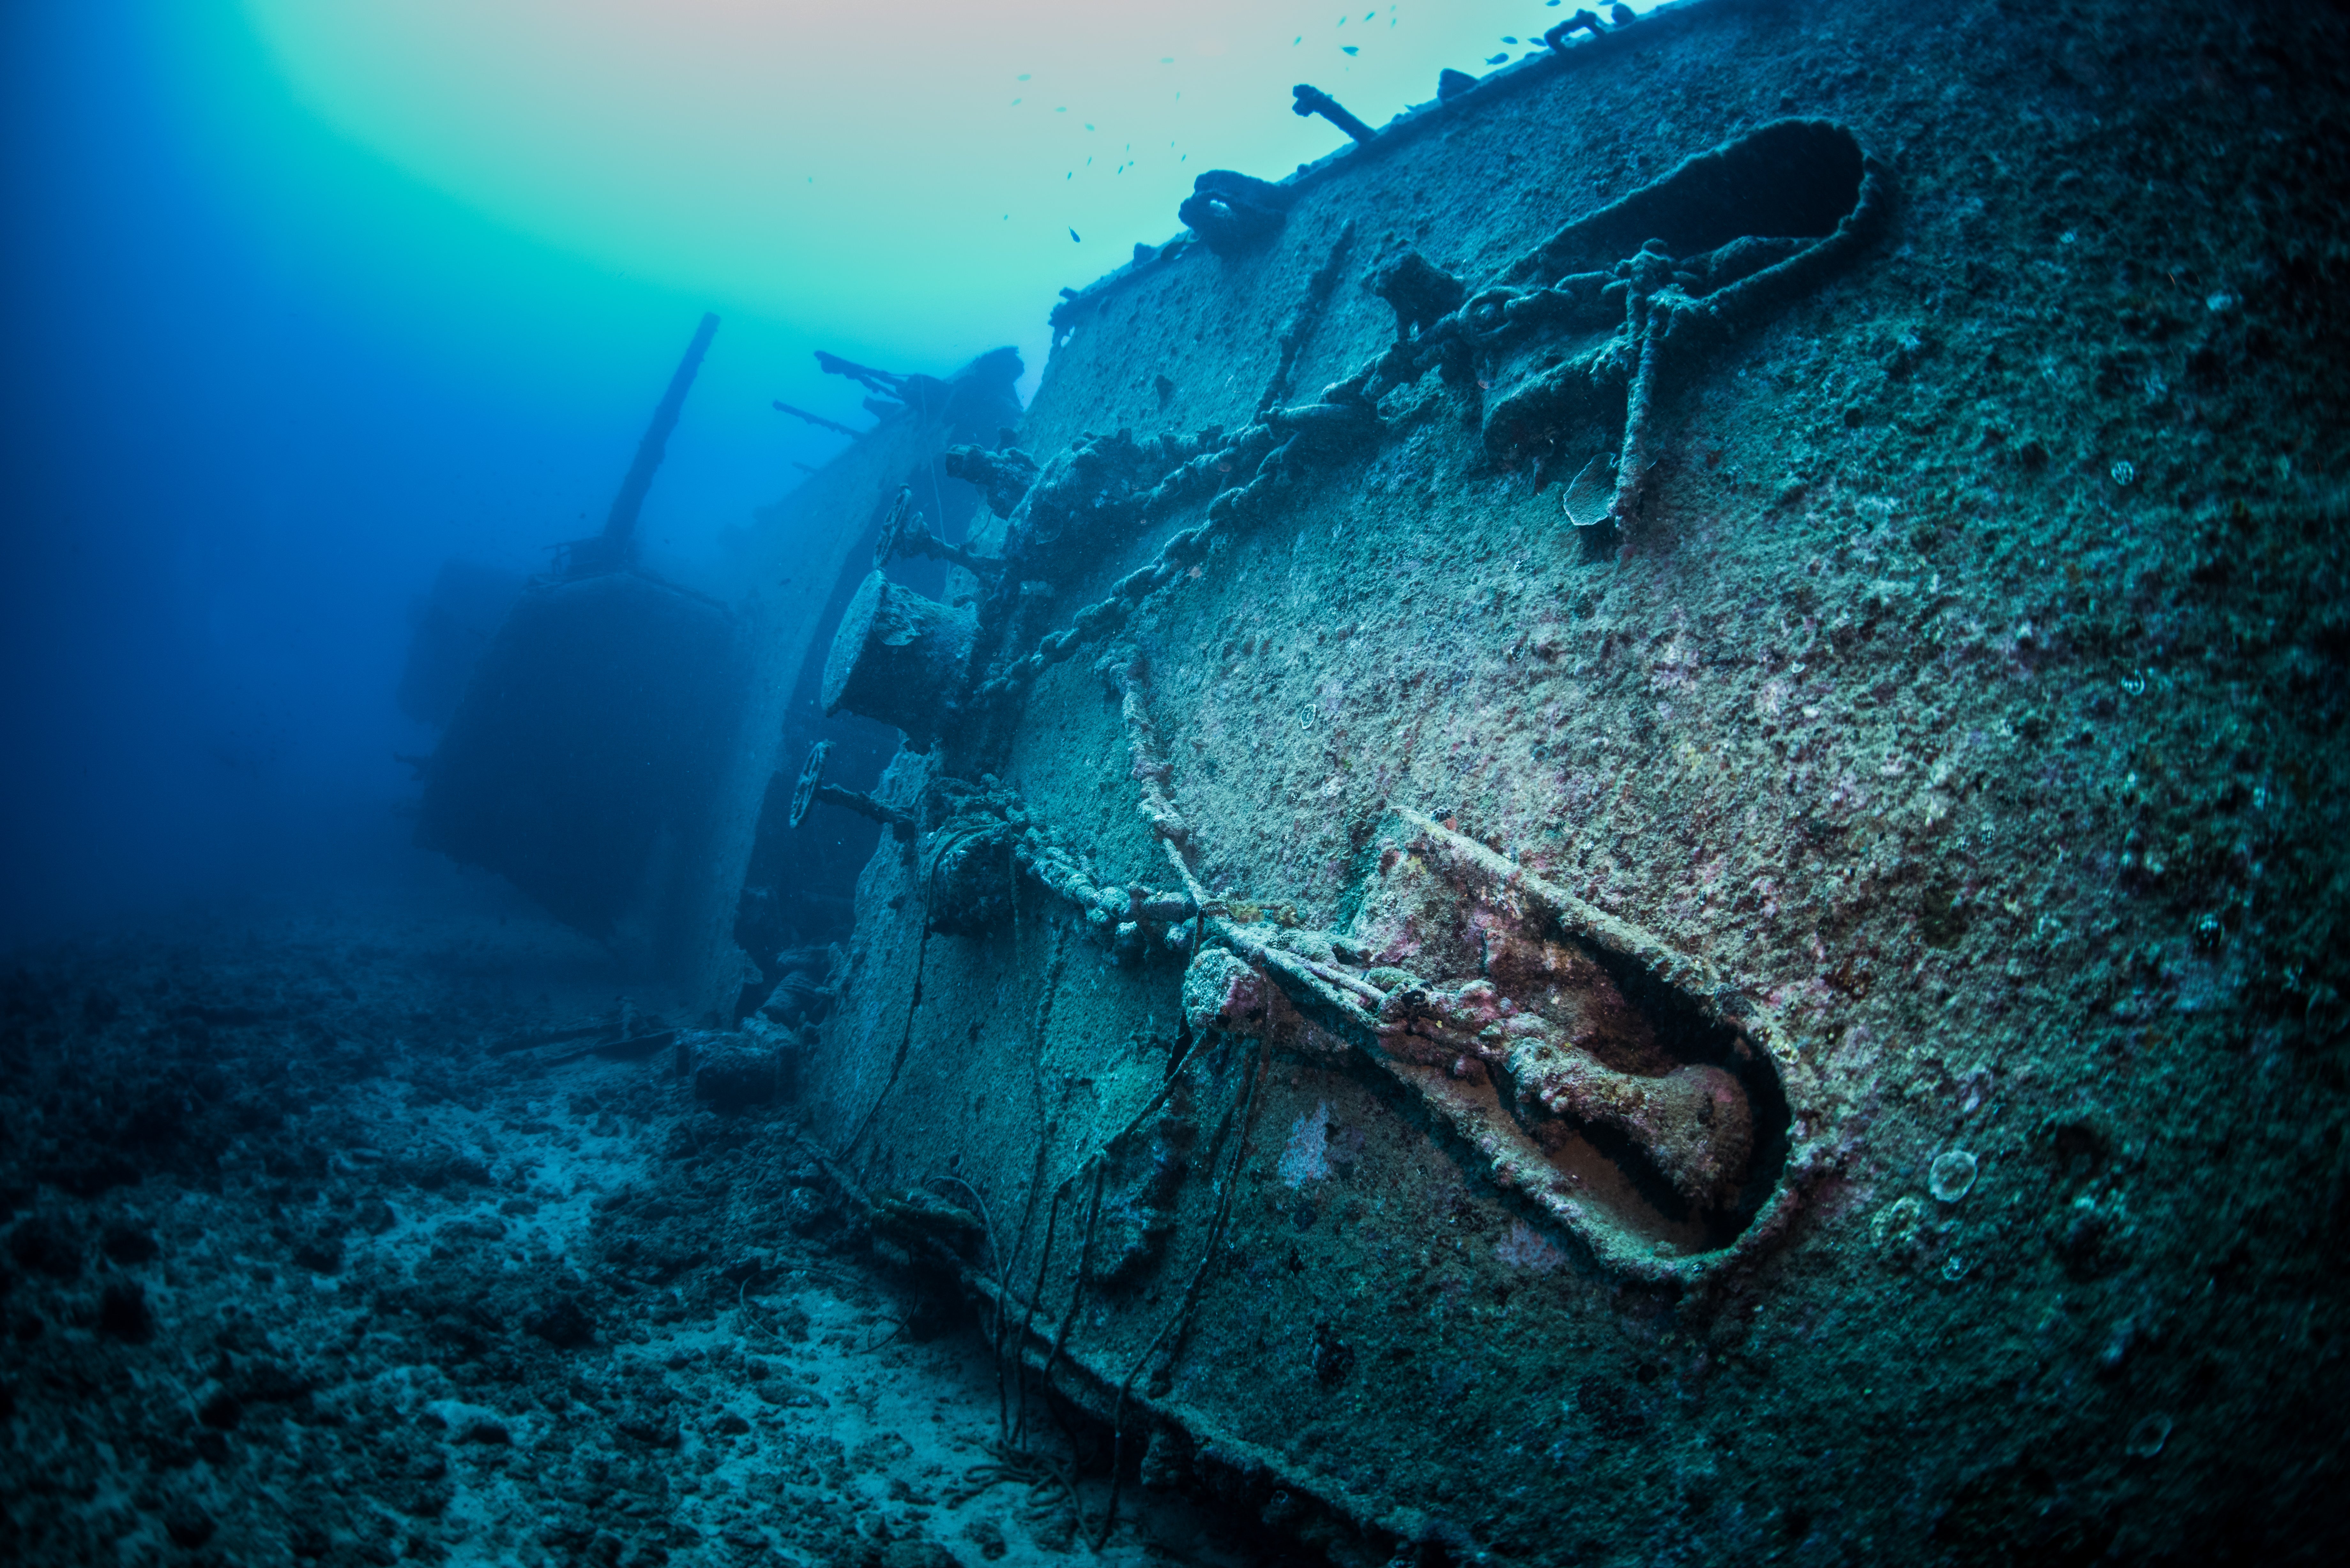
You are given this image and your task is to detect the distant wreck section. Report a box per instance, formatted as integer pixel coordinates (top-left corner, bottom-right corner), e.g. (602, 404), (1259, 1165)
(406, 312), (1024, 1018)
(417, 314), (747, 986)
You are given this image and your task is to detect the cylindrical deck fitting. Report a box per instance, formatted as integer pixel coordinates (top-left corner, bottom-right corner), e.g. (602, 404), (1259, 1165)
(819, 570), (976, 740)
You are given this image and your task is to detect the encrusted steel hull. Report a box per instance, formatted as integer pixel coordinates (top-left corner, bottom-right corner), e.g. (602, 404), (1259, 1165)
(792, 2), (2350, 1559)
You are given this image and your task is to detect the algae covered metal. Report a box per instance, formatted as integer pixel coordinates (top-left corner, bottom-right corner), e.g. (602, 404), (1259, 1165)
(790, 1), (2350, 1560)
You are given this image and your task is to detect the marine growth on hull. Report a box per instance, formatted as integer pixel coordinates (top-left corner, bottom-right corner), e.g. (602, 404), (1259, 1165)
(1180, 810), (1799, 1267)
(806, 119), (1873, 1279)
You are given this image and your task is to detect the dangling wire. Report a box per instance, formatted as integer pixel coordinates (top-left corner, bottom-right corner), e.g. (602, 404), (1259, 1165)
(1088, 1029), (1269, 1549)
(837, 819), (991, 1162)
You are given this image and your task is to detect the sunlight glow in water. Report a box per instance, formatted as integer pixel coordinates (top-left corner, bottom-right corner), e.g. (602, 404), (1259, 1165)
(239, 1), (1660, 358)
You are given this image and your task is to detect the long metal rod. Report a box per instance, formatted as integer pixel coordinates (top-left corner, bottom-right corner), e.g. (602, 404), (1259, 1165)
(603, 311), (720, 550)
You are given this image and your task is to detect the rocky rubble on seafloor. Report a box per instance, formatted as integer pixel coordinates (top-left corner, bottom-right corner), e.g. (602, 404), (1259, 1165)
(0, 904), (1262, 1567)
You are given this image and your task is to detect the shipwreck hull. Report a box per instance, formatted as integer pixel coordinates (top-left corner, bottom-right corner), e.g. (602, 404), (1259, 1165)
(796, 0), (2350, 1560)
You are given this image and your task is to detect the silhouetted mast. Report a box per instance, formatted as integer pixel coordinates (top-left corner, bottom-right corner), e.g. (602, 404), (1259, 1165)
(573, 311), (719, 575)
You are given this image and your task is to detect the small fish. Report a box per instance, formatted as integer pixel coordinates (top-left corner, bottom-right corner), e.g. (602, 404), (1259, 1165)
(1342, 45), (1358, 55)
(1485, 52), (1507, 64)
(1070, 228), (1081, 242)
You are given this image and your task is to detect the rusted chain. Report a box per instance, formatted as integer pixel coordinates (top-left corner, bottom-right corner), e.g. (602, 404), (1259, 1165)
(971, 384), (1381, 706)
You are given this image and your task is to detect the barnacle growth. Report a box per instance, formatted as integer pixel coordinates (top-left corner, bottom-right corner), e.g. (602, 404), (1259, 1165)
(1929, 1149), (1981, 1203)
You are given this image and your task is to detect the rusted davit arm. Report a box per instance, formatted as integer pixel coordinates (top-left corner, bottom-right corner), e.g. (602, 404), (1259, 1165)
(568, 311), (720, 577)
(1292, 84), (1377, 144)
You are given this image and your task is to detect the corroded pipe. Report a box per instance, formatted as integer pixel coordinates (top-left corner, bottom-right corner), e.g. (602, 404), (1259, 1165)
(1291, 84), (1377, 144)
